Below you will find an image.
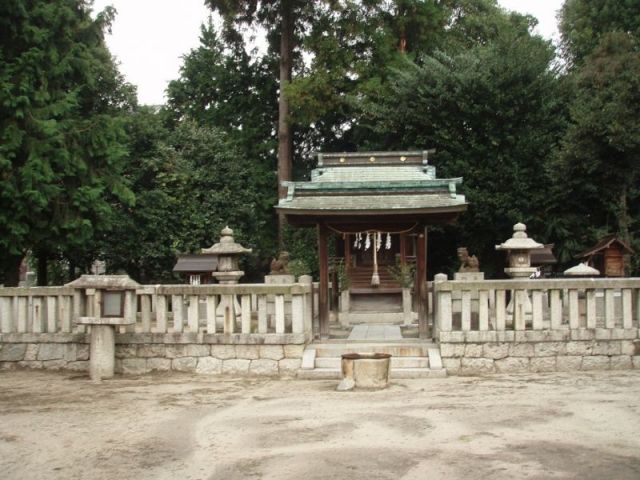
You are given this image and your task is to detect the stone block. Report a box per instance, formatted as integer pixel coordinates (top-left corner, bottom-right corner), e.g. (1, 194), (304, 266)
(279, 358), (301, 376)
(37, 343), (65, 361)
(67, 361), (89, 372)
(530, 357), (556, 373)
(0, 343), (27, 361)
(566, 341), (592, 356)
(592, 341), (620, 356)
(283, 344), (305, 358)
(185, 344), (210, 357)
(147, 358), (171, 372)
(165, 345), (188, 358)
(610, 328), (628, 340)
(122, 358), (149, 375)
(137, 345), (166, 358)
(482, 343), (509, 360)
(465, 331), (496, 343)
(523, 331), (546, 342)
(464, 343), (483, 358)
(594, 329), (611, 340)
(222, 359), (250, 375)
(556, 356), (582, 372)
(496, 331), (515, 342)
(633, 356), (640, 369)
(76, 344), (90, 361)
(18, 361), (43, 369)
(460, 358), (494, 376)
(440, 343), (465, 358)
(211, 345), (236, 359)
(620, 341), (636, 356)
(196, 357), (222, 374)
(622, 329), (639, 340)
(439, 331), (464, 343)
(547, 330), (570, 342)
(64, 344), (78, 361)
(442, 357), (461, 374)
(43, 359), (67, 370)
(581, 356), (610, 371)
(534, 342), (566, 357)
(249, 359), (279, 376)
(24, 344), (39, 361)
(509, 343), (534, 357)
(172, 357), (197, 372)
(571, 329), (595, 341)
(235, 345), (260, 360)
(610, 355), (632, 370)
(115, 345), (137, 359)
(0, 362), (16, 370)
(495, 357), (529, 373)
(114, 359), (123, 374)
(260, 345), (284, 360)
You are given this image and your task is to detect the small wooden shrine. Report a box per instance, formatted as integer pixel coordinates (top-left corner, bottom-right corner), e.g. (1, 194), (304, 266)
(276, 150), (468, 338)
(577, 235), (634, 277)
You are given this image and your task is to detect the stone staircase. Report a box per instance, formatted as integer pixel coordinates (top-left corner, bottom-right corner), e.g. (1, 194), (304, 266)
(297, 341), (446, 379)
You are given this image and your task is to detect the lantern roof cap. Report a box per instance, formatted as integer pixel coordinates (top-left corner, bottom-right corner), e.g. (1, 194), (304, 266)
(496, 223), (544, 251)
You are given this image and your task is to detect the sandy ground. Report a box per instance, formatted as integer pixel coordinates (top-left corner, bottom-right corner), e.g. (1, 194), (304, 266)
(1, 370), (639, 480)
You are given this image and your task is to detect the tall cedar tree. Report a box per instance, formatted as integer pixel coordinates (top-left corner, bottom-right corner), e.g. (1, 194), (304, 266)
(0, 0), (135, 285)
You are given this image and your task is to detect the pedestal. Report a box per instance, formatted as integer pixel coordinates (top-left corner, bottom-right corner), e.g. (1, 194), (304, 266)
(264, 274), (295, 284)
(90, 324), (115, 381)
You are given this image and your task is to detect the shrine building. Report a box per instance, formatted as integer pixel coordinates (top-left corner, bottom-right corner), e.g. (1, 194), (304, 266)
(276, 150), (467, 338)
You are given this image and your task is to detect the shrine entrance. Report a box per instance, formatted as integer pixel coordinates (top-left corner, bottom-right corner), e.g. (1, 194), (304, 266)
(276, 150), (467, 339)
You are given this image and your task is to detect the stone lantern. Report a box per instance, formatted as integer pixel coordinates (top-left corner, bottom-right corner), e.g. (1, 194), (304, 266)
(66, 275), (140, 381)
(203, 226), (252, 284)
(495, 223), (544, 278)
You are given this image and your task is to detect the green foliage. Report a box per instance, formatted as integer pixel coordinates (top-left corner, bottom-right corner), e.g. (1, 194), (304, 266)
(287, 259), (310, 278)
(550, 33), (640, 274)
(387, 259), (415, 288)
(361, 28), (566, 276)
(559, 0), (640, 66)
(0, 0), (136, 284)
(331, 258), (350, 293)
(282, 225), (318, 279)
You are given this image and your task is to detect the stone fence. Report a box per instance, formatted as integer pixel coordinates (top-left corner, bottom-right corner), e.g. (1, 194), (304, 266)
(433, 276), (640, 375)
(0, 282), (313, 376)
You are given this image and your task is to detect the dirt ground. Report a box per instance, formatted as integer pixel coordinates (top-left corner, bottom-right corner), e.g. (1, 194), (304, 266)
(1, 370), (639, 480)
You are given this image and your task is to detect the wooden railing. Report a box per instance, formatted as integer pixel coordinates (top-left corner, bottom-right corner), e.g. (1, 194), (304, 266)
(433, 276), (640, 335)
(0, 283), (313, 337)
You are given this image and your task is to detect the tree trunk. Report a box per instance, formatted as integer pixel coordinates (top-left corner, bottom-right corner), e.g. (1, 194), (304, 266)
(618, 187), (631, 275)
(36, 251), (48, 286)
(277, 0), (294, 246)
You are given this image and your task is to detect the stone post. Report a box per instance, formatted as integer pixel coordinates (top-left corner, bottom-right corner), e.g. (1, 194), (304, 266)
(90, 324), (115, 380)
(433, 273), (448, 340)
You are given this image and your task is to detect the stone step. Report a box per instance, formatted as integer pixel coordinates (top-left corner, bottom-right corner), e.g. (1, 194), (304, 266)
(313, 342), (434, 358)
(297, 367), (446, 380)
(315, 356), (429, 369)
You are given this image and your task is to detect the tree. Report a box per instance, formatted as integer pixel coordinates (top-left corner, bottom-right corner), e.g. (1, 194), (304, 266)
(550, 33), (640, 272)
(0, 0), (135, 285)
(559, 0), (640, 65)
(361, 29), (566, 276)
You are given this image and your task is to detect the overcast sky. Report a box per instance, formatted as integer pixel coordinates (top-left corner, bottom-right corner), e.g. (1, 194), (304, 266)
(93, 0), (565, 105)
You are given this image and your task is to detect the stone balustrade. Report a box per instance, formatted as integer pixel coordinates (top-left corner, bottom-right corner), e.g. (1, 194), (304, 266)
(0, 282), (313, 376)
(433, 276), (640, 375)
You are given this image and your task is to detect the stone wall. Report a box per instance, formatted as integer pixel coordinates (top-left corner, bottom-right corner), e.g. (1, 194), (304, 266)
(0, 333), (304, 377)
(439, 329), (640, 375)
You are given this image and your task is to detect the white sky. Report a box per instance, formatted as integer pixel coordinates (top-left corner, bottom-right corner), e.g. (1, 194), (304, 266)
(93, 0), (565, 105)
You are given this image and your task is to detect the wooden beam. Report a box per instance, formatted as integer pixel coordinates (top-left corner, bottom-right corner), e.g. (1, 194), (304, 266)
(400, 233), (407, 265)
(318, 223), (330, 339)
(417, 227), (428, 338)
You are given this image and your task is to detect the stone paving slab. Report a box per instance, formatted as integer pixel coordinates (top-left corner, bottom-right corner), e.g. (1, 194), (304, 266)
(348, 324), (403, 341)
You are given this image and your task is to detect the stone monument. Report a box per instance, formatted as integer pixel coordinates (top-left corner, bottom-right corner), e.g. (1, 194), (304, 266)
(266, 251), (295, 284)
(454, 247), (484, 281)
(203, 226), (252, 284)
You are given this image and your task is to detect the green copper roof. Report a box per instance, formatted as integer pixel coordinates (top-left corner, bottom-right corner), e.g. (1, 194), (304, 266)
(276, 150), (467, 216)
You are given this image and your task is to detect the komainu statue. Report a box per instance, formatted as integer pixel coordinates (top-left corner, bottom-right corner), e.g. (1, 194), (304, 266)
(457, 247), (480, 272)
(270, 251), (290, 275)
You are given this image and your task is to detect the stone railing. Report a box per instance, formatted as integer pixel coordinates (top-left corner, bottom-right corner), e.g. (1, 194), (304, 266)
(0, 282), (313, 376)
(433, 276), (640, 375)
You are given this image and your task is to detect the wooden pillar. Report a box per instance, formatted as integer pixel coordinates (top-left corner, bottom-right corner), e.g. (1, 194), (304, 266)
(399, 233), (407, 265)
(417, 226), (428, 338)
(344, 234), (351, 272)
(318, 223), (330, 339)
